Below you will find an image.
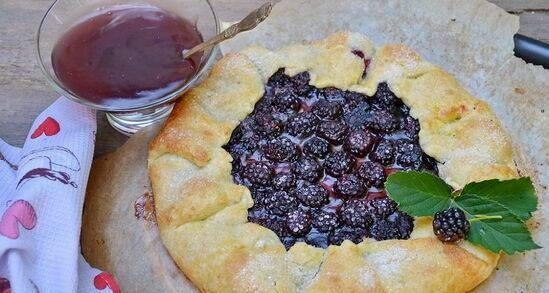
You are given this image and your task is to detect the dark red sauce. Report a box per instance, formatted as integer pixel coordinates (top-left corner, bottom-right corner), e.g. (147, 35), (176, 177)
(51, 5), (203, 107)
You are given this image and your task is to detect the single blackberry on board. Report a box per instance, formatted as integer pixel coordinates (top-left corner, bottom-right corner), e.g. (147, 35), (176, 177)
(433, 207), (470, 242)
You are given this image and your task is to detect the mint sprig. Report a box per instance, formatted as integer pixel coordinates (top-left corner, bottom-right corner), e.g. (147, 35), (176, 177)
(385, 171), (541, 254)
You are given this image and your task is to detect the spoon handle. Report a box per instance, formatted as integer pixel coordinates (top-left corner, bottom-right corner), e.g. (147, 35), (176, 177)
(182, 2), (273, 59)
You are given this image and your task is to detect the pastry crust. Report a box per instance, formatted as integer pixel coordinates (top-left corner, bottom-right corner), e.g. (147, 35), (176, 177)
(149, 32), (516, 292)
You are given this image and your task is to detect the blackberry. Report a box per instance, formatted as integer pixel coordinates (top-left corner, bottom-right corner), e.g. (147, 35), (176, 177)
(316, 120), (349, 145)
(333, 174), (366, 198)
(242, 162), (273, 186)
(312, 100), (343, 120)
(273, 173), (296, 191)
(343, 130), (376, 157)
(329, 226), (367, 245)
(250, 188), (273, 206)
(254, 113), (284, 138)
(268, 68), (291, 87)
(370, 220), (401, 241)
(293, 156), (324, 182)
(286, 209), (312, 236)
(367, 198), (397, 219)
(303, 137), (330, 159)
(342, 91), (366, 113)
(272, 87), (301, 113)
(264, 190), (298, 216)
(395, 139), (422, 169)
(226, 128), (260, 156)
(432, 207), (470, 242)
(320, 87), (346, 101)
(369, 139), (395, 165)
(324, 151), (356, 177)
(367, 109), (399, 133)
(401, 116), (420, 140)
(248, 208), (287, 236)
(356, 161), (387, 188)
(372, 82), (398, 109)
(262, 137), (300, 162)
(312, 210), (339, 232)
(344, 101), (371, 129)
(387, 210), (414, 239)
(291, 72), (311, 96)
(295, 183), (329, 208)
(340, 199), (373, 227)
(305, 230), (330, 248)
(287, 112), (319, 138)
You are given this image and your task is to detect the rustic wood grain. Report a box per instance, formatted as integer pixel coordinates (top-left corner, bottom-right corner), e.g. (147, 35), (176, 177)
(0, 0), (546, 156)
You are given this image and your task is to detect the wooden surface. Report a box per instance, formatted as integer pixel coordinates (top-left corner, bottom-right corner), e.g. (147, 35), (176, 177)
(0, 0), (547, 156)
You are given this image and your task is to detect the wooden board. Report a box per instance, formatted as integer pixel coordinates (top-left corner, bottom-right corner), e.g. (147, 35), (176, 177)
(0, 0), (546, 156)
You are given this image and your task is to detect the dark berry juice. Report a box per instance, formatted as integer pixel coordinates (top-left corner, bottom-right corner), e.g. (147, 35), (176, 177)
(51, 5), (203, 108)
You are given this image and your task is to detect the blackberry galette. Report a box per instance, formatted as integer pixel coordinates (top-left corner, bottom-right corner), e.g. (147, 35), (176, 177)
(149, 33), (519, 292)
(224, 71), (437, 249)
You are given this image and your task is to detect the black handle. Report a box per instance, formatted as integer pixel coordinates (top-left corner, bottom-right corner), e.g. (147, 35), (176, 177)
(514, 34), (549, 69)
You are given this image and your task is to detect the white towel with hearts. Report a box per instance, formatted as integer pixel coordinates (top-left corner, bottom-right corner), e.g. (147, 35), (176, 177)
(0, 97), (119, 293)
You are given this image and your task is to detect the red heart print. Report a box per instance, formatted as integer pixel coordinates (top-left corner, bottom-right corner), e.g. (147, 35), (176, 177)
(0, 277), (11, 293)
(94, 272), (120, 293)
(0, 200), (37, 239)
(31, 117), (60, 139)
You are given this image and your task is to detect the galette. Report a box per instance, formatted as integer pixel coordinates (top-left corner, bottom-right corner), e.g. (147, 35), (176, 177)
(148, 32), (521, 292)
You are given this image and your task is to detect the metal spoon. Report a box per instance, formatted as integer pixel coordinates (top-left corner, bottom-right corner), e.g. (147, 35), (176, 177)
(182, 2), (273, 59)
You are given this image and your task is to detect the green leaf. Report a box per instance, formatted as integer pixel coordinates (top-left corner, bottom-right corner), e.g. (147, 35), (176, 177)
(385, 171), (453, 216)
(455, 195), (541, 254)
(461, 177), (537, 220)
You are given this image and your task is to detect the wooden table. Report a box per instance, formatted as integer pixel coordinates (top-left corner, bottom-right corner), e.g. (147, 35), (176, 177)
(1, 0), (547, 156)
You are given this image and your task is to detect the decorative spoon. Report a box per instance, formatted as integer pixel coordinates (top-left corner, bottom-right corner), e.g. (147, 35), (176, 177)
(182, 2), (273, 59)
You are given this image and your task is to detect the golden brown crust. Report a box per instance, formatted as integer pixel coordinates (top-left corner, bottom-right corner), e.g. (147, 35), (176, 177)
(149, 32), (514, 292)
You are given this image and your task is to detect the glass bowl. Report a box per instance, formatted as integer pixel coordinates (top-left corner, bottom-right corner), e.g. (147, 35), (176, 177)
(36, 0), (219, 134)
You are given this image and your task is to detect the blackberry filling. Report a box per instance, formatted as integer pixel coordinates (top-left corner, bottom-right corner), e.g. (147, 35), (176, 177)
(223, 69), (439, 249)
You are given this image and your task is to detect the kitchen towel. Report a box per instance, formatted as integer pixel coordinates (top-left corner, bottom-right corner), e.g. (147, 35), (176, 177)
(0, 97), (118, 293)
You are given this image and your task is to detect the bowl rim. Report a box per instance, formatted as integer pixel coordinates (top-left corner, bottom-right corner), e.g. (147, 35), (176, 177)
(35, 0), (221, 112)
